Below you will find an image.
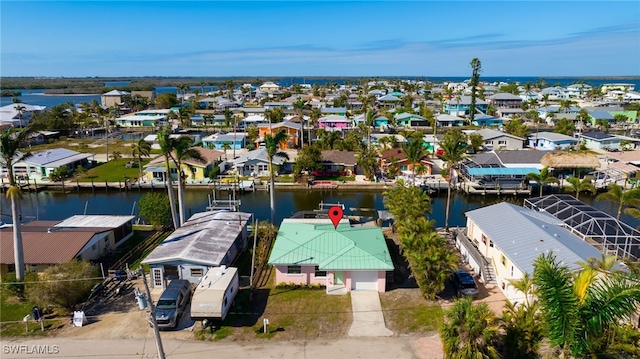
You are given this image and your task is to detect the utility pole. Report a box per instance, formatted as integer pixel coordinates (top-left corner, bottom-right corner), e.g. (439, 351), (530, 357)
(141, 268), (165, 359)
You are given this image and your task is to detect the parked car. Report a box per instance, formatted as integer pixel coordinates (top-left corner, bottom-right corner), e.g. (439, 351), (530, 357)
(155, 279), (192, 330)
(452, 270), (479, 298)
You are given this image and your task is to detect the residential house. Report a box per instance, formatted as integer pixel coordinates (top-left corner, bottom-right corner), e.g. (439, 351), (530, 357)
(0, 103), (47, 128)
(257, 121), (302, 149)
(380, 147), (433, 176)
(468, 150), (549, 170)
(442, 96), (488, 117)
(487, 93), (523, 109)
(1, 148), (94, 180)
(232, 148), (287, 177)
(472, 114), (503, 127)
(115, 109), (171, 128)
(320, 107), (347, 116)
(142, 210), (252, 288)
(258, 82), (280, 93)
(101, 89), (130, 107)
(577, 131), (640, 151)
(320, 150), (358, 176)
(376, 94), (402, 109)
(268, 218), (394, 293)
(436, 114), (466, 127)
(353, 114), (390, 129)
(527, 131), (579, 150)
(318, 115), (351, 130)
(143, 147), (225, 183)
(394, 113), (430, 128)
(0, 215), (134, 277)
(240, 115), (268, 128)
(475, 129), (524, 150)
(565, 83), (592, 98)
(202, 132), (248, 151)
(460, 202), (602, 303)
(370, 134), (406, 148)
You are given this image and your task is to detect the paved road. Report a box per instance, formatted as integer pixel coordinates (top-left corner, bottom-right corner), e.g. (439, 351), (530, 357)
(1, 337), (426, 359)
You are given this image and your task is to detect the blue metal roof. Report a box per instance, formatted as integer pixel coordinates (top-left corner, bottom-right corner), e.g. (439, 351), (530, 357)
(467, 167), (539, 176)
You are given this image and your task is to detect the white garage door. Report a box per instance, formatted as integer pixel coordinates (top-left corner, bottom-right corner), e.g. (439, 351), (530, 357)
(351, 271), (378, 291)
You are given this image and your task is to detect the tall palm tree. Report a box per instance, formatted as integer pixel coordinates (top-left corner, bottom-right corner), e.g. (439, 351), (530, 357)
(292, 97), (309, 149)
(401, 134), (428, 185)
(171, 137), (205, 226)
(437, 130), (468, 230)
(1, 126), (34, 281)
(131, 139), (151, 183)
(596, 183), (640, 221)
(502, 273), (544, 359)
(526, 166), (558, 197)
(566, 177), (596, 200)
(157, 125), (179, 229)
(533, 252), (640, 357)
(264, 129), (289, 223)
(364, 109), (378, 149)
(221, 142), (232, 159)
(440, 297), (501, 359)
(308, 107), (322, 146)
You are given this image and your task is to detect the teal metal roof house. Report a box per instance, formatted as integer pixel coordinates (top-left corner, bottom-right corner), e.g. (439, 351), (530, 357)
(268, 218), (393, 294)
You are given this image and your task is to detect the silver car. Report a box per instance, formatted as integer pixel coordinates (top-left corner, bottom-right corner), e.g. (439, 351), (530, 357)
(155, 279), (191, 330)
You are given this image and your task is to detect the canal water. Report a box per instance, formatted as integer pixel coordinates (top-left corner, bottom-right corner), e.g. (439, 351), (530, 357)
(1, 188), (638, 229)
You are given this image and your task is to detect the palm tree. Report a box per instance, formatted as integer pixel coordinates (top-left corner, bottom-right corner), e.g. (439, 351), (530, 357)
(110, 151), (121, 164)
(0, 126), (34, 281)
(440, 297), (501, 359)
(157, 125), (179, 229)
(565, 177), (596, 200)
(596, 183), (640, 221)
(533, 252), (640, 357)
(221, 142), (232, 159)
(502, 273), (544, 359)
(171, 137), (205, 226)
(131, 139), (151, 182)
(292, 97), (309, 149)
(356, 146), (379, 181)
(264, 129), (289, 223)
(401, 134), (428, 185)
(437, 130), (468, 230)
(308, 107), (322, 146)
(526, 166), (558, 197)
(364, 109), (378, 149)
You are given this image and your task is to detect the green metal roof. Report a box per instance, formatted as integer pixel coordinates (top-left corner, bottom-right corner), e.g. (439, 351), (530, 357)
(268, 220), (394, 271)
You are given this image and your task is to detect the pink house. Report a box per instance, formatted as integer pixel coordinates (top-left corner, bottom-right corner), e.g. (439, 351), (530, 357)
(318, 115), (352, 129)
(268, 218), (394, 294)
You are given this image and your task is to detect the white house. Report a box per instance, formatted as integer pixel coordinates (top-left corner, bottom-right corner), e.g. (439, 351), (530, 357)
(142, 210), (252, 288)
(460, 202), (602, 303)
(527, 131), (579, 150)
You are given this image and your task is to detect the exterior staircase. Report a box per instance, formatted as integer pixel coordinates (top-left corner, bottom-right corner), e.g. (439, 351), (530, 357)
(482, 263), (498, 287)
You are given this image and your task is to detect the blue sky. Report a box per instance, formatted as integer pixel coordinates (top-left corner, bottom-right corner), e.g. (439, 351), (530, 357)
(1, 1), (639, 77)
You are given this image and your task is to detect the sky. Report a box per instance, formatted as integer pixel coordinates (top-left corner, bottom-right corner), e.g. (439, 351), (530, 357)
(1, 1), (639, 78)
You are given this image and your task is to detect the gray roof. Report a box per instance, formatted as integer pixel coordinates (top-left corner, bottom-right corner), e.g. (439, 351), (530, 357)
(142, 211), (252, 266)
(445, 96), (488, 105)
(475, 129), (524, 141)
(233, 148), (286, 165)
(465, 202), (602, 274)
(579, 131), (616, 140)
(529, 132), (577, 142)
(23, 148), (93, 167)
(489, 93), (523, 100)
(215, 133), (247, 142)
(494, 150), (551, 164)
(55, 215), (134, 228)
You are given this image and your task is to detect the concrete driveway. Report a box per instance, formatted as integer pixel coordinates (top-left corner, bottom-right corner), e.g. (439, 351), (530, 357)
(348, 291), (393, 337)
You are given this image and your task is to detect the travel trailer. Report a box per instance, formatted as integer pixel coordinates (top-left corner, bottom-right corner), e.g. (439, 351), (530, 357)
(190, 266), (239, 322)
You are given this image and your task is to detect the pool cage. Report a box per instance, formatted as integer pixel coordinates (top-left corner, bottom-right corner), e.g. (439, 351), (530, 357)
(524, 194), (640, 262)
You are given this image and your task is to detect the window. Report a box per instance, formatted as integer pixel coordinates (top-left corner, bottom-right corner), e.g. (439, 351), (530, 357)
(510, 266), (514, 277)
(190, 268), (203, 277)
(482, 234), (488, 245)
(489, 240), (494, 248)
(501, 254), (507, 267)
(7, 264), (15, 273)
(498, 140), (507, 145)
(287, 265), (301, 274)
(31, 265), (38, 272)
(314, 266), (327, 277)
(92, 244), (98, 252)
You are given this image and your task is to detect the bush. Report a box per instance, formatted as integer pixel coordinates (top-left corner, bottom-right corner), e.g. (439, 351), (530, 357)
(275, 282), (325, 290)
(139, 192), (171, 229)
(59, 136), (67, 141)
(1, 272), (40, 298)
(25, 260), (100, 311)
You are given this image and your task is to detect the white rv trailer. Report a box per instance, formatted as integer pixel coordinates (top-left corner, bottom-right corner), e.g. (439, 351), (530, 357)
(190, 266), (239, 322)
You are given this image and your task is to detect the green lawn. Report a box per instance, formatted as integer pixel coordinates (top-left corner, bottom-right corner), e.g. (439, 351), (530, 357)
(0, 291), (49, 337)
(379, 290), (443, 333)
(77, 159), (150, 182)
